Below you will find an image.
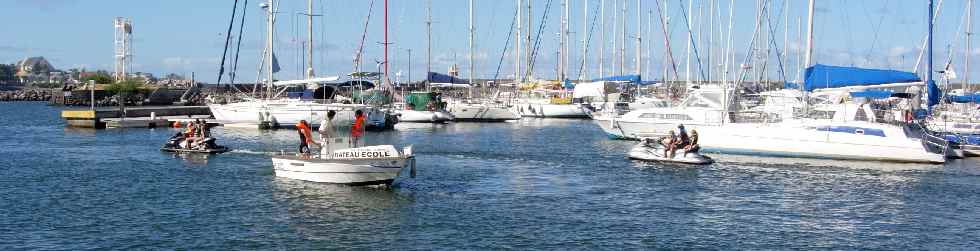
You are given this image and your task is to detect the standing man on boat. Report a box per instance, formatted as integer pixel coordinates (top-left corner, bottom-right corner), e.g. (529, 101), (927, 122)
(318, 111), (337, 158)
(351, 110), (366, 147)
(296, 120), (316, 156)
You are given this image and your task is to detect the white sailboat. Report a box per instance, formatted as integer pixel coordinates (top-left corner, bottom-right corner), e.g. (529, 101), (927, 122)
(447, 0), (521, 122)
(210, 0), (390, 129)
(393, 1), (455, 124)
(511, 91), (589, 118)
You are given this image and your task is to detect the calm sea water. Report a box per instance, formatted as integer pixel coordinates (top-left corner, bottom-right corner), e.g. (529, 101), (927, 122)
(1, 102), (979, 250)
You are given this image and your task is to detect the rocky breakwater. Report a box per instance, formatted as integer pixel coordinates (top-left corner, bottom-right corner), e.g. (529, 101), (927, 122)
(0, 89), (53, 101)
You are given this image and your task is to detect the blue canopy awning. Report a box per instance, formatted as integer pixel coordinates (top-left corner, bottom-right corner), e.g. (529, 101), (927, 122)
(947, 93), (980, 103)
(427, 72), (466, 84)
(590, 75), (641, 83)
(803, 64), (921, 92)
(849, 90), (894, 99)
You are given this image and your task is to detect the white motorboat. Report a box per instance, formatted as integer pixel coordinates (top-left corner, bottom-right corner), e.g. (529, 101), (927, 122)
(396, 108), (454, 123)
(597, 85), (946, 164)
(394, 92), (454, 123)
(629, 138), (713, 164)
(448, 100), (521, 122)
(271, 145), (415, 186)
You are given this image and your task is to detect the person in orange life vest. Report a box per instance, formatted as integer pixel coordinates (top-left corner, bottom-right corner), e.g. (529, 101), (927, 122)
(296, 120), (316, 155)
(351, 110), (366, 147)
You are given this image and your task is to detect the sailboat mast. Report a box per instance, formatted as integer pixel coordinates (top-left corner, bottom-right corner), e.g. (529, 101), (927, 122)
(560, 0), (567, 82)
(565, 0), (571, 82)
(385, 0), (390, 88)
(266, 0), (275, 98)
(685, 0), (692, 84)
(635, 0), (641, 76)
(708, 0), (714, 83)
(526, 0), (532, 81)
(582, 0), (588, 80)
(803, 0), (815, 69)
(599, 0), (605, 76)
(306, 0), (315, 79)
(966, 0), (973, 92)
(469, 0), (475, 98)
(516, 0), (522, 84)
(620, 0), (626, 75)
(612, 0), (618, 76)
(926, 0), (934, 99)
(426, 0), (432, 91)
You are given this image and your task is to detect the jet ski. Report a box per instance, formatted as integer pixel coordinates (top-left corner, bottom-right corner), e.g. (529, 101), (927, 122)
(629, 137), (713, 164)
(161, 133), (230, 154)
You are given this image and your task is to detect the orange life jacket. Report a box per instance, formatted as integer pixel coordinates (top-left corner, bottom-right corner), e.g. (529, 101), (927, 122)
(351, 115), (365, 138)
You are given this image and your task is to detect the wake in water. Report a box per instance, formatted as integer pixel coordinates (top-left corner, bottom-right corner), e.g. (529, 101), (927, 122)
(230, 149), (280, 155)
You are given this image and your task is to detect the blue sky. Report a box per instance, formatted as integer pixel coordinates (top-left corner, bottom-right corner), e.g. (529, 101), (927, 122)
(1, 0), (977, 84)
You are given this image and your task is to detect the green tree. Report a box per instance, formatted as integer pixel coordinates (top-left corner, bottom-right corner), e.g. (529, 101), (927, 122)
(0, 64), (16, 83)
(105, 80), (145, 118)
(105, 79), (144, 95)
(82, 72), (112, 85)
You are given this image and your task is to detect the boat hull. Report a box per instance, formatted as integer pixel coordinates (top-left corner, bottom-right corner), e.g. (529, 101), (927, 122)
(271, 156), (408, 185)
(598, 119), (945, 163)
(449, 103), (521, 122)
(160, 146), (230, 154)
(397, 109), (454, 123)
(513, 103), (589, 118)
(209, 100), (391, 128)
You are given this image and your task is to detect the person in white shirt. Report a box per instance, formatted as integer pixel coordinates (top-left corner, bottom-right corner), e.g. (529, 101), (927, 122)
(318, 110), (337, 157)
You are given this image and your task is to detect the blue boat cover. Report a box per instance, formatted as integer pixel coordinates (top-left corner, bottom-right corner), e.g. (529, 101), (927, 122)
(943, 134), (980, 145)
(590, 75), (642, 83)
(563, 80), (575, 89)
(849, 90), (894, 99)
(947, 93), (980, 103)
(927, 80), (941, 107)
(427, 72), (466, 84)
(803, 64), (921, 91)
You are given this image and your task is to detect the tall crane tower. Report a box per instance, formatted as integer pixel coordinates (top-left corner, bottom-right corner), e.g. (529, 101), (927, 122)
(114, 17), (133, 82)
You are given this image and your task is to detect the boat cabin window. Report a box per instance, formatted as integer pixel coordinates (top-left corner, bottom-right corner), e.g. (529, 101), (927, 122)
(639, 113), (692, 120)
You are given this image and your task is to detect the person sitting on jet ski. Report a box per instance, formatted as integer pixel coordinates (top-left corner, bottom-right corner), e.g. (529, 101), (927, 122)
(677, 124), (690, 147)
(670, 125), (691, 158)
(661, 130), (678, 158)
(683, 130), (701, 157)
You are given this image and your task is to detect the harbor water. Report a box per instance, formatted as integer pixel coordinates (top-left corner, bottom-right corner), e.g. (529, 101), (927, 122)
(2, 102), (979, 249)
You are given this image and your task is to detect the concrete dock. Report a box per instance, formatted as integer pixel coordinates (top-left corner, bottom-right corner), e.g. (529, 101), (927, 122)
(62, 106), (211, 129)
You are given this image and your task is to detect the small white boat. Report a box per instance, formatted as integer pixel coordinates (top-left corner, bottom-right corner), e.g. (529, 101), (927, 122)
(628, 138), (714, 165)
(271, 145), (415, 186)
(395, 92), (455, 123)
(397, 109), (454, 123)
